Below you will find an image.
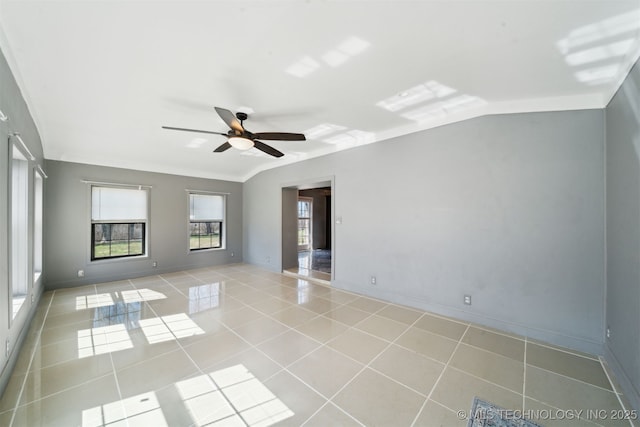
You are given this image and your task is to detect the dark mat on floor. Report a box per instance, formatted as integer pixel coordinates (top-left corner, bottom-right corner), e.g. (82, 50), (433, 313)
(468, 398), (543, 427)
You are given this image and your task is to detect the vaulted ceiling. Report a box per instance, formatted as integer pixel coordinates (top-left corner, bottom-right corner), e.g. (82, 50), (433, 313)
(1, 1), (639, 181)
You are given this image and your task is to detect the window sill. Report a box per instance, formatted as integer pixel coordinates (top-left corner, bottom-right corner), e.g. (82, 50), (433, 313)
(188, 247), (226, 254)
(90, 255), (149, 264)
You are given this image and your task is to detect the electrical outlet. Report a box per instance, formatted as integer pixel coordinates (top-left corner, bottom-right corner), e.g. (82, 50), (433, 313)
(152, 261), (158, 268)
(77, 269), (85, 278)
(464, 295), (472, 305)
(31, 294), (34, 304)
(606, 327), (611, 339)
(230, 252), (235, 257)
(370, 276), (377, 285)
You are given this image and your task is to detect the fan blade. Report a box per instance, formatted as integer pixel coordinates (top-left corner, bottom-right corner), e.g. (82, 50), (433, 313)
(254, 132), (306, 141)
(254, 140), (284, 158)
(162, 126), (227, 136)
(214, 107), (244, 133)
(213, 141), (232, 153)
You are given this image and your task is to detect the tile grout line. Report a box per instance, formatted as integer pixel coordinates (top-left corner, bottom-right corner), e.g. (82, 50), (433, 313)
(522, 395), (606, 427)
(138, 278), (254, 427)
(104, 282), (132, 424)
(7, 297), (118, 408)
(292, 305), (406, 425)
(139, 268), (623, 424)
(15, 266), (621, 426)
(300, 402), (365, 427)
(224, 283), (477, 426)
(528, 340), (601, 361)
(429, 354), (619, 421)
(438, 364), (527, 398)
(157, 271), (360, 424)
(299, 310), (429, 426)
(410, 323), (471, 427)
(195, 296), (328, 426)
(8, 289), (57, 425)
(526, 364), (620, 393)
(598, 355), (636, 427)
(523, 336), (527, 411)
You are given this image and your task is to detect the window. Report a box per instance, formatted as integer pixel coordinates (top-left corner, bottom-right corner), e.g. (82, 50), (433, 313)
(189, 193), (224, 251)
(91, 186), (148, 260)
(298, 197), (312, 250)
(11, 144), (29, 318)
(34, 169), (44, 281)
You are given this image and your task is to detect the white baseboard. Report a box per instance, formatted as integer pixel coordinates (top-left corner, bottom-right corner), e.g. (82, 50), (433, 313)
(604, 344), (640, 412)
(331, 279), (604, 356)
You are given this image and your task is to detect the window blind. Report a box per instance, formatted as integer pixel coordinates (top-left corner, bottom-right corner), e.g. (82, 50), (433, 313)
(92, 186), (148, 221)
(189, 194), (224, 221)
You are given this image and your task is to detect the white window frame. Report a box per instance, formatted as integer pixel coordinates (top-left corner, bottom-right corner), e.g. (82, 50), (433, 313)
(90, 184), (150, 262)
(33, 167), (44, 283)
(9, 141), (31, 320)
(298, 197), (313, 251)
(187, 191), (226, 252)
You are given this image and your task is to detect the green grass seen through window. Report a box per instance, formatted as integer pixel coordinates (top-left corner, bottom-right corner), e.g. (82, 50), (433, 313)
(189, 233), (221, 250)
(93, 240), (143, 258)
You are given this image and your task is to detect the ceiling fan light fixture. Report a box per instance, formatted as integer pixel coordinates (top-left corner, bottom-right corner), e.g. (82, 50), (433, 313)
(228, 136), (254, 150)
(164, 107), (304, 158)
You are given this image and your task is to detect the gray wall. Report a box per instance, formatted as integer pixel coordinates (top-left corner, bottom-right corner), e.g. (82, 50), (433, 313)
(0, 46), (46, 397)
(244, 110), (606, 354)
(281, 188), (299, 270)
(43, 160), (242, 289)
(605, 59), (640, 411)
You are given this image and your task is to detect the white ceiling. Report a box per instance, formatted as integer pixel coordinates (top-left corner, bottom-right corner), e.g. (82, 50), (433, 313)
(1, 1), (639, 182)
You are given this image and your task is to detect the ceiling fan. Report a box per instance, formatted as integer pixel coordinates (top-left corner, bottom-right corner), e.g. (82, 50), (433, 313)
(163, 107), (306, 158)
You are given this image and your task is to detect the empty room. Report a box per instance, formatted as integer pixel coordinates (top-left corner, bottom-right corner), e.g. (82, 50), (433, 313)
(0, 1), (639, 426)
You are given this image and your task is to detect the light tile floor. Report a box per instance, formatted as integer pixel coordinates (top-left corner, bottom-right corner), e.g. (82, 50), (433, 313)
(0, 264), (637, 427)
(283, 250), (332, 286)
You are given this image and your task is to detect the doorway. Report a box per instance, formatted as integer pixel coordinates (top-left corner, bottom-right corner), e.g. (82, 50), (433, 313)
(281, 178), (334, 283)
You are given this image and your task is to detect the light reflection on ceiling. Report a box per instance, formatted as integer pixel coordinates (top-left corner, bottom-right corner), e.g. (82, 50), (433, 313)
(556, 10), (640, 55)
(285, 36), (370, 78)
(323, 129), (376, 150)
(302, 122), (375, 150)
(321, 36), (370, 68)
(557, 10), (640, 86)
(401, 95), (487, 122)
(575, 65), (623, 85)
(304, 123), (348, 140)
(376, 80), (487, 125)
(285, 55), (320, 78)
(1, 2), (638, 182)
(376, 81), (457, 112)
(186, 137), (208, 149)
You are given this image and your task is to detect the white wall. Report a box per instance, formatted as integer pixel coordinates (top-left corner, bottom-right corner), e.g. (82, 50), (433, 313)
(244, 110), (606, 354)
